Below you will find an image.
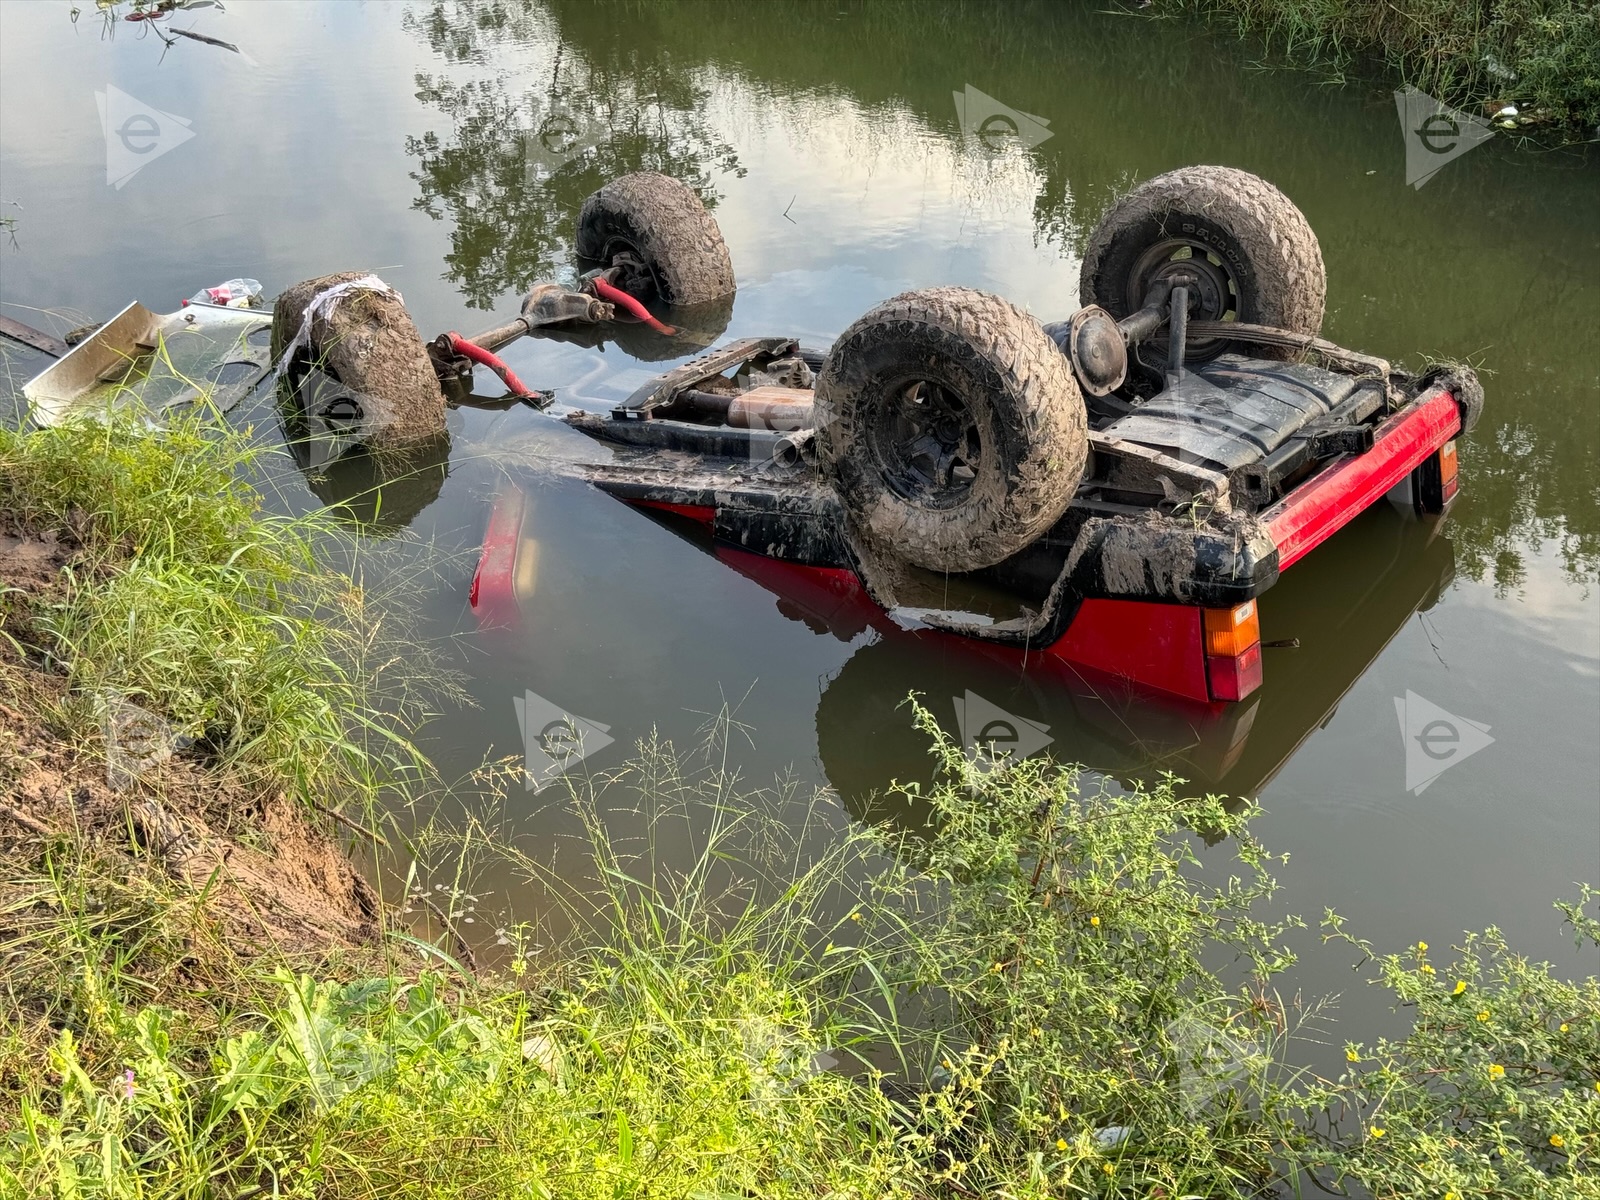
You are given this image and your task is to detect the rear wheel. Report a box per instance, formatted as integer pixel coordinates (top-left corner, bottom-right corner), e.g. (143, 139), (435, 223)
(814, 287), (1087, 573)
(575, 173), (735, 306)
(1079, 165), (1325, 362)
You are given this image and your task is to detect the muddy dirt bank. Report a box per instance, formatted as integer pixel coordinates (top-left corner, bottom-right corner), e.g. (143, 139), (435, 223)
(0, 524), (380, 959)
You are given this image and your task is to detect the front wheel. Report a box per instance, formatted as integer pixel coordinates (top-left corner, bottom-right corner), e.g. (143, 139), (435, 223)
(814, 287), (1088, 573)
(1078, 165), (1326, 362)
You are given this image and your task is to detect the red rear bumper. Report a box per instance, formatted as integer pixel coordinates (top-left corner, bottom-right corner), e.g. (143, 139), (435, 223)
(1042, 386), (1462, 703)
(1263, 387), (1460, 570)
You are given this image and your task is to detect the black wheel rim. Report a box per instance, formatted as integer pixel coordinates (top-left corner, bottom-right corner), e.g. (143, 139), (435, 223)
(1127, 237), (1240, 359)
(867, 379), (982, 507)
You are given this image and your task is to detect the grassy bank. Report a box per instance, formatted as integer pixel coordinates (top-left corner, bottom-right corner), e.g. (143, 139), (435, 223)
(1161, 0), (1600, 133)
(2, 414), (1597, 1197)
(0, 413), (435, 807)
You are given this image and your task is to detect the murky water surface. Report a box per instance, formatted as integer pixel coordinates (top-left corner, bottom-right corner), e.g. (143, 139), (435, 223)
(3, 0), (1596, 1054)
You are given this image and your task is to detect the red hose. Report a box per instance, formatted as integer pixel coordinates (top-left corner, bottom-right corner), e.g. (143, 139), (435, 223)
(590, 277), (677, 336)
(448, 332), (536, 398)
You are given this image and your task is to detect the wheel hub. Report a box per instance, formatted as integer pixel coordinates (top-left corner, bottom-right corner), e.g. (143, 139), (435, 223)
(1128, 239), (1240, 360)
(597, 242), (662, 303)
(870, 380), (982, 507)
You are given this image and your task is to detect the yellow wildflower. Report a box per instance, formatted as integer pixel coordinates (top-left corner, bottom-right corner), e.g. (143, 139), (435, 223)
(1103, 1163), (1114, 1175)
(849, 911), (861, 922)
(1488, 1064), (1505, 1079)
(1559, 1022), (1569, 1032)
(1421, 964), (1436, 975)
(1417, 941), (1428, 952)
(1550, 1134), (1566, 1148)
(1370, 1127), (1386, 1139)
(1056, 1138), (1068, 1151)
(1476, 1010), (1491, 1022)
(1347, 1049), (1360, 1062)
(1446, 1193), (1460, 1200)
(1453, 981), (1467, 995)
(1090, 915), (1100, 927)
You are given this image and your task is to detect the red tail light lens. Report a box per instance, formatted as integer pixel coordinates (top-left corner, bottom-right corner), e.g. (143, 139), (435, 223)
(1203, 600), (1263, 701)
(1207, 642), (1263, 703)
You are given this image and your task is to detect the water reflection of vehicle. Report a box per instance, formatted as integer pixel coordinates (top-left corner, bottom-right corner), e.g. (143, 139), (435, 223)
(809, 504), (1455, 824)
(275, 365), (455, 532)
(475, 467), (1452, 822)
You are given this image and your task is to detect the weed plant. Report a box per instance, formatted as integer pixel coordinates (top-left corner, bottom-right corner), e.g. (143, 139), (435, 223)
(1160, 0), (1600, 131)
(6, 714), (1595, 1197)
(0, 410), (437, 811)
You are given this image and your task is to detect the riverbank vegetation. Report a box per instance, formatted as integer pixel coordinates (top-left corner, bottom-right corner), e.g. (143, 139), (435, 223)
(3, 414), (1597, 1197)
(1161, 0), (1600, 133)
(0, 412), (435, 806)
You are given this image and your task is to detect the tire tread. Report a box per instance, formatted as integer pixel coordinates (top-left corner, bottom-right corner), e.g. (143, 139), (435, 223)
(576, 173), (735, 306)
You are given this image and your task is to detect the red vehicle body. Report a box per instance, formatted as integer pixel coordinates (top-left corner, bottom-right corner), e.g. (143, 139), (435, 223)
(471, 352), (1467, 708)
(462, 167), (1478, 713)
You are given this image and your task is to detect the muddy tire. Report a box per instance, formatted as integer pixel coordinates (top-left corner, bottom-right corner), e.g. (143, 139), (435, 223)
(1079, 165), (1325, 362)
(814, 287), (1087, 573)
(576, 173), (735, 306)
(271, 272), (446, 448)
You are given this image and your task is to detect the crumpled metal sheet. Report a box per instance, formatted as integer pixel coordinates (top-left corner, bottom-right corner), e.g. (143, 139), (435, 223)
(22, 300), (272, 426)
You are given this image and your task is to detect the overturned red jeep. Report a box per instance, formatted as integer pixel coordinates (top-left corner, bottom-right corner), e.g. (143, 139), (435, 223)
(469, 167), (1481, 706)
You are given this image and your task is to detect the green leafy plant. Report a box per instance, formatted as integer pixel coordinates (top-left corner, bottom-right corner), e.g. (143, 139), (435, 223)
(1309, 892), (1600, 1198)
(852, 704), (1316, 1195)
(4, 720), (1597, 1198)
(1157, 0), (1600, 132)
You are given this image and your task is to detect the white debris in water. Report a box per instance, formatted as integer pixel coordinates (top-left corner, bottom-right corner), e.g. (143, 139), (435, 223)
(1484, 53), (1516, 81)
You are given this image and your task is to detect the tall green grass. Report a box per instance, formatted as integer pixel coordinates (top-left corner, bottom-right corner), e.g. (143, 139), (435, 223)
(6, 713), (1595, 1197)
(1, 733), (917, 1199)
(0, 410), (437, 809)
(1161, 0), (1600, 130)
(2, 407), (1593, 1197)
